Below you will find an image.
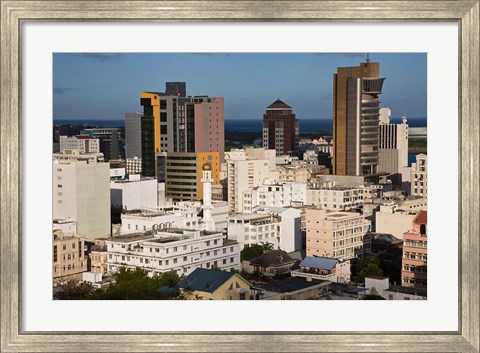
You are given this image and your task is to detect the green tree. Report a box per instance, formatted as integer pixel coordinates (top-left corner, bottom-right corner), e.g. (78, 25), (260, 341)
(260, 242), (274, 252)
(240, 244), (264, 261)
(55, 280), (94, 300)
(354, 257), (384, 283)
(90, 267), (181, 300)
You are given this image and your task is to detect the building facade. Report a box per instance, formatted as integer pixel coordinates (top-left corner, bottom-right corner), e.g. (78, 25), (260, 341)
(411, 154), (427, 197)
(105, 229), (241, 276)
(59, 135), (100, 154)
(110, 176), (158, 211)
(378, 108), (409, 183)
(156, 152), (220, 201)
(333, 61), (385, 176)
(53, 229), (88, 281)
(125, 111), (143, 159)
(262, 99), (299, 156)
(81, 128), (120, 161)
(53, 150), (111, 240)
(402, 211), (427, 289)
(227, 213), (280, 249)
(306, 186), (364, 211)
(306, 209), (371, 259)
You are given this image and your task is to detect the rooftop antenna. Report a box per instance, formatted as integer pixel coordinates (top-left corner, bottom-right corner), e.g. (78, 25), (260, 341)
(366, 53), (371, 64)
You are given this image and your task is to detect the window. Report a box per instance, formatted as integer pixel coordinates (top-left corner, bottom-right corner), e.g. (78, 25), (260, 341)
(173, 259), (177, 264)
(183, 256), (187, 262)
(63, 244), (66, 250)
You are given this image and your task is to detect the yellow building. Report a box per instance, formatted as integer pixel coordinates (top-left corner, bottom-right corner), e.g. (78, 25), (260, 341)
(178, 268), (252, 300)
(158, 151), (220, 201)
(53, 229), (88, 281)
(89, 239), (108, 275)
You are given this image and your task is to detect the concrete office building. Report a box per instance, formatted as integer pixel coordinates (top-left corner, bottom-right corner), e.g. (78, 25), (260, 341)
(262, 99), (299, 156)
(411, 154), (427, 197)
(156, 152), (220, 202)
(185, 96), (225, 162)
(306, 209), (371, 260)
(333, 60), (385, 176)
(402, 211), (427, 289)
(81, 128), (120, 161)
(59, 135), (100, 154)
(126, 156), (142, 175)
(105, 229), (241, 276)
(53, 150), (111, 240)
(378, 108), (409, 183)
(125, 112), (143, 158)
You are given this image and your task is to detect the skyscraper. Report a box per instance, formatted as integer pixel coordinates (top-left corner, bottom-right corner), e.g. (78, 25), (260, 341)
(378, 108), (409, 184)
(333, 61), (385, 176)
(262, 99), (299, 156)
(125, 112), (143, 159)
(185, 96), (225, 162)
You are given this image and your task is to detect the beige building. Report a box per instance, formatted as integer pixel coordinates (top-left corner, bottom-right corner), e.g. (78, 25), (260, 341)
(90, 239), (108, 275)
(411, 154), (427, 197)
(306, 209), (371, 259)
(53, 229), (88, 281)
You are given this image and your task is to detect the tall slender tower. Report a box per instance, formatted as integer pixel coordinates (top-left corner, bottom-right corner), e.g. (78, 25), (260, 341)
(201, 163), (215, 231)
(333, 61), (385, 176)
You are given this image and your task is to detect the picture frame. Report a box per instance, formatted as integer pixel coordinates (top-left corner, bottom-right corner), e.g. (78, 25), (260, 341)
(1, 1), (478, 352)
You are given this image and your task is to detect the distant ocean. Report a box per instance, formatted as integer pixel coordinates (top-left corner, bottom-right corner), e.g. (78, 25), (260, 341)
(54, 117), (427, 133)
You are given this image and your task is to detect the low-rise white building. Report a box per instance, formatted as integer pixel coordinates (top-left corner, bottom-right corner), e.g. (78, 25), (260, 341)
(253, 206), (302, 253)
(375, 204), (418, 239)
(120, 205), (199, 235)
(242, 179), (307, 213)
(59, 135), (100, 154)
(105, 229), (241, 276)
(306, 186), (363, 211)
(227, 213), (280, 249)
(110, 176), (158, 211)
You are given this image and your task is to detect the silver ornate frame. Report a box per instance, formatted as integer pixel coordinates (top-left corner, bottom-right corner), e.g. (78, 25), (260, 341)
(1, 1), (479, 352)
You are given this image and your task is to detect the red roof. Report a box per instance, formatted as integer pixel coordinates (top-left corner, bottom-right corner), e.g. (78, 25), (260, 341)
(75, 135), (95, 140)
(365, 275), (388, 280)
(414, 210), (427, 225)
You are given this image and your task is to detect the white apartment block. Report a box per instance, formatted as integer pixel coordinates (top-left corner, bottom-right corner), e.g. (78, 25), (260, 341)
(306, 209), (371, 260)
(227, 158), (272, 213)
(242, 179), (307, 213)
(253, 206), (302, 253)
(106, 229), (241, 276)
(411, 154), (427, 197)
(59, 135), (100, 154)
(110, 176), (158, 211)
(227, 214), (280, 249)
(121, 205), (199, 235)
(306, 186), (364, 211)
(53, 152), (111, 240)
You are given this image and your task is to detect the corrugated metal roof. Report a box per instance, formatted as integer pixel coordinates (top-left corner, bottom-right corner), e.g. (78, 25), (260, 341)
(178, 268), (235, 294)
(299, 256), (338, 270)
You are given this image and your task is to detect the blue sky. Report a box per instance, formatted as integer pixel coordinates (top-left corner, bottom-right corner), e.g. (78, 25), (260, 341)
(53, 53), (426, 121)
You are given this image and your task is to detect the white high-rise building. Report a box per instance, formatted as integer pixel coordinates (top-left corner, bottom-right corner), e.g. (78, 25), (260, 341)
(378, 108), (409, 182)
(226, 148), (275, 213)
(53, 151), (110, 240)
(411, 154), (427, 197)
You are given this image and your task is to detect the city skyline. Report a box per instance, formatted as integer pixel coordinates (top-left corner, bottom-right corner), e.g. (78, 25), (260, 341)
(53, 53), (427, 121)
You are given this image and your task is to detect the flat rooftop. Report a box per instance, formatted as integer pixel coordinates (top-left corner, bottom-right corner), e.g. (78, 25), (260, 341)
(257, 277), (329, 293)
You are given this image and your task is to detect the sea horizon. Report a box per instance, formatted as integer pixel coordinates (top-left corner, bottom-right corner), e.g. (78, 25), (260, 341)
(54, 117), (427, 132)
